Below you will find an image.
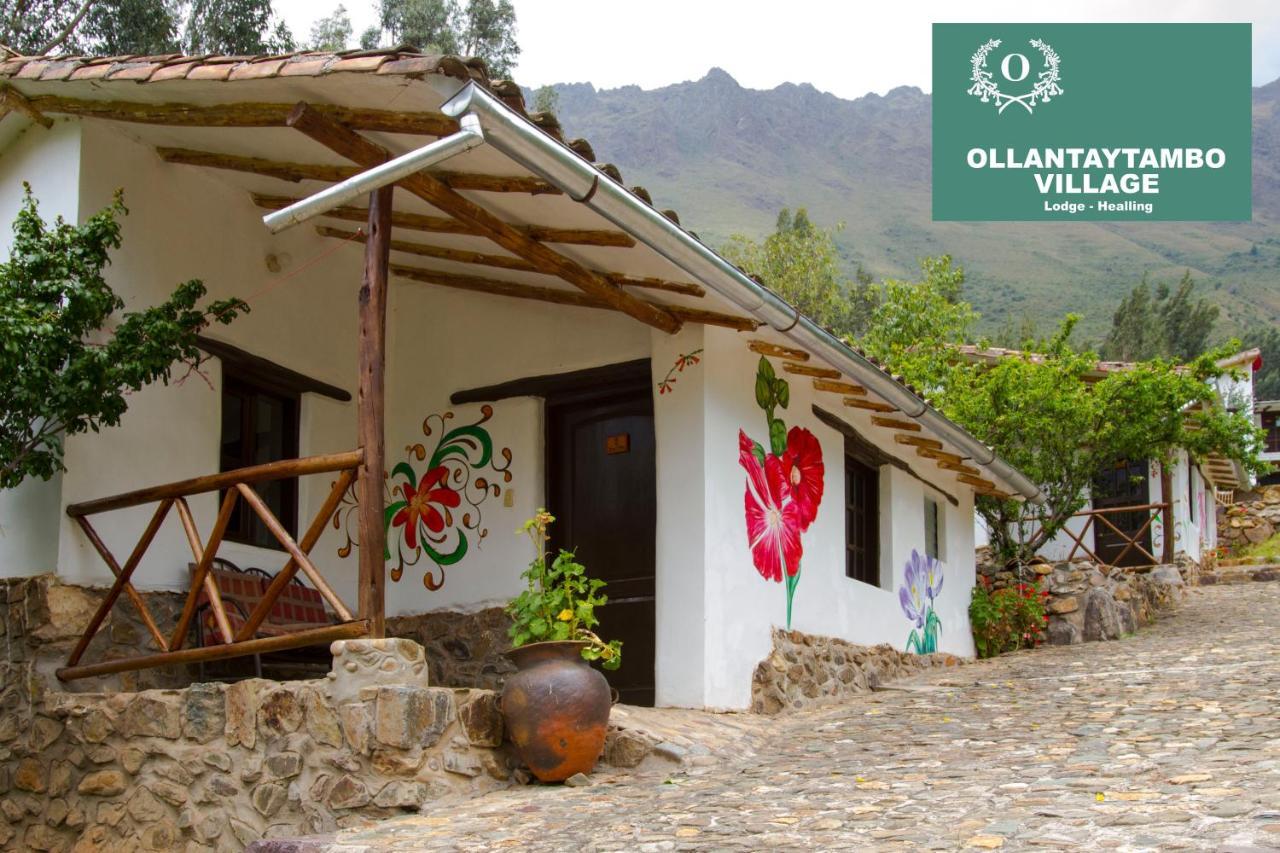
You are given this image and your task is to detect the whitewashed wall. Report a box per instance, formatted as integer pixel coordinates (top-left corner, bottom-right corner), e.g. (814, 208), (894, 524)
(695, 327), (976, 711)
(0, 120), (82, 576)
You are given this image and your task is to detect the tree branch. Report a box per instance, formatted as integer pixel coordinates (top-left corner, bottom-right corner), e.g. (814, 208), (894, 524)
(37, 0), (95, 54)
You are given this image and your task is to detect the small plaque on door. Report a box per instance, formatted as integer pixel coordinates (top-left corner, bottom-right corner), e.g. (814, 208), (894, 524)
(605, 433), (631, 455)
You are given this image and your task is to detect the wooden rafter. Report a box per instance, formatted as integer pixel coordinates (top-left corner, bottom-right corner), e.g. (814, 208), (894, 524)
(157, 146), (561, 195)
(916, 447), (964, 464)
(843, 397), (896, 413)
(895, 434), (942, 451)
(748, 340), (809, 361)
(957, 473), (997, 491)
(390, 263), (757, 331)
(285, 103), (682, 334)
(813, 378), (866, 396)
(782, 362), (840, 379)
(0, 84), (53, 128)
(318, 225), (706, 297)
(254, 194), (634, 247)
(935, 460), (981, 476)
(870, 416), (921, 432)
(24, 95), (458, 135)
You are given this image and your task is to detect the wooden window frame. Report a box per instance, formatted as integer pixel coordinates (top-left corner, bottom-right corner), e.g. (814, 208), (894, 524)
(1263, 411), (1280, 454)
(220, 372), (301, 550)
(924, 496), (942, 561)
(844, 447), (881, 587)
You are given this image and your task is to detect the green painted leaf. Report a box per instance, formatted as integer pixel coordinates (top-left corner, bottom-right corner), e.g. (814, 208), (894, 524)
(769, 417), (787, 456)
(390, 461), (417, 487)
(751, 440), (766, 467)
(775, 378), (790, 409)
(423, 532), (469, 566)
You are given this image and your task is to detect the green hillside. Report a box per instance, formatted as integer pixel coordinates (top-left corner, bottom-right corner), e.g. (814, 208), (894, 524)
(544, 70), (1280, 342)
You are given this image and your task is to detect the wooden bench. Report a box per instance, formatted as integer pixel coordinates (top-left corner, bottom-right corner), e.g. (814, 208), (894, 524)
(193, 558), (335, 679)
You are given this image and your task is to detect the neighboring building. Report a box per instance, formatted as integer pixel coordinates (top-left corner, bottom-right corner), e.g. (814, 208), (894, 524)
(1255, 400), (1280, 486)
(0, 50), (1041, 710)
(962, 345), (1259, 567)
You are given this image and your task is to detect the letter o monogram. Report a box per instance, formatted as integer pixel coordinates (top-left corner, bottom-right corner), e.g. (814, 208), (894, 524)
(1001, 52), (1029, 82)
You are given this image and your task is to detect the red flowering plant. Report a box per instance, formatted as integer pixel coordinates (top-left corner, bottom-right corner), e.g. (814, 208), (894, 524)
(968, 578), (1048, 658)
(739, 357), (825, 628)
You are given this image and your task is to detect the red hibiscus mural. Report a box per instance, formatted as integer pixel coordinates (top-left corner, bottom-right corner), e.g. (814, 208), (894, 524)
(390, 465), (461, 550)
(740, 430), (805, 583)
(739, 357), (826, 628)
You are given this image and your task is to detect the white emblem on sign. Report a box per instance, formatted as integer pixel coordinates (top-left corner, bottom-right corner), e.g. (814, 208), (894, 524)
(967, 38), (1063, 115)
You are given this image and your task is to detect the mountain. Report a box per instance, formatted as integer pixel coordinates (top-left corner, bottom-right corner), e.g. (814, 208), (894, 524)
(541, 69), (1280, 342)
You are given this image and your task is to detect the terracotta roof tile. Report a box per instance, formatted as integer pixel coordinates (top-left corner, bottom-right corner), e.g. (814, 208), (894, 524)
(107, 63), (159, 81)
(185, 63), (232, 81)
(147, 61), (198, 82)
(327, 55), (389, 74)
(278, 57), (333, 77)
(228, 59), (287, 80)
(67, 64), (113, 81)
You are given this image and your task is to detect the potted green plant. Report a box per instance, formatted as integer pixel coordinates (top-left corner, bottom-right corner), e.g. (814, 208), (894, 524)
(501, 509), (622, 782)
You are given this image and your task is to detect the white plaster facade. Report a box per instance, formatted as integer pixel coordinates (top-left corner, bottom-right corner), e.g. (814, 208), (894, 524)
(1, 77), (1008, 710)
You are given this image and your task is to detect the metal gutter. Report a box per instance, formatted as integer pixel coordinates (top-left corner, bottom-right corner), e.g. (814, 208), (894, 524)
(262, 114), (484, 233)
(441, 83), (1043, 503)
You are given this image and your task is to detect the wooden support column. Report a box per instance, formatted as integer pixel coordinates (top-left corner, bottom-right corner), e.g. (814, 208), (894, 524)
(357, 186), (393, 638)
(1160, 464), (1175, 563)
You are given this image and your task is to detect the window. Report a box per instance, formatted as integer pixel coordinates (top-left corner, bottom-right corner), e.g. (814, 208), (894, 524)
(924, 497), (942, 560)
(220, 372), (300, 549)
(1264, 411), (1280, 454)
(844, 453), (880, 586)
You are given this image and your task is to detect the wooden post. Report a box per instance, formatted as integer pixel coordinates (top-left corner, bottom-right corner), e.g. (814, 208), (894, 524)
(1160, 464), (1175, 563)
(356, 185), (393, 638)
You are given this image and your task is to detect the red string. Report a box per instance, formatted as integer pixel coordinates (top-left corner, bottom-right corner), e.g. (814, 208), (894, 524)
(241, 226), (366, 306)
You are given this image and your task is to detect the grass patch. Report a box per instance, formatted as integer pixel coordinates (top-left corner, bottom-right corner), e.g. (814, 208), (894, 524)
(1239, 531), (1280, 563)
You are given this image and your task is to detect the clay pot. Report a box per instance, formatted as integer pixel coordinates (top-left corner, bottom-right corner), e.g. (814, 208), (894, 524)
(501, 640), (611, 782)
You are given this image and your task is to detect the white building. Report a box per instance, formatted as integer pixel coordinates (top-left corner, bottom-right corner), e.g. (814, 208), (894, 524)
(964, 346), (1258, 568)
(0, 50), (1041, 710)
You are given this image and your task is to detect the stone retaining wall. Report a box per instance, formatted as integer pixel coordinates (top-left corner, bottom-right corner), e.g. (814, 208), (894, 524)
(750, 629), (962, 714)
(0, 633), (514, 851)
(1218, 485), (1280, 554)
(977, 559), (1186, 646)
(387, 606), (514, 691)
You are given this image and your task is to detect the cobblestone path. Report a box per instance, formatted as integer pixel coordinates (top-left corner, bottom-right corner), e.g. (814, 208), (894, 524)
(318, 583), (1280, 851)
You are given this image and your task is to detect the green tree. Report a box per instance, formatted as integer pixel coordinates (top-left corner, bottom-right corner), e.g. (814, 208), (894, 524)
(865, 260), (1263, 566)
(1101, 271), (1219, 362)
(532, 84), (558, 115)
(0, 187), (246, 489)
(1, 0), (178, 55)
(308, 4), (351, 51)
(184, 0), (294, 54)
(1248, 324), (1280, 401)
(722, 207), (872, 337)
(374, 0), (518, 77)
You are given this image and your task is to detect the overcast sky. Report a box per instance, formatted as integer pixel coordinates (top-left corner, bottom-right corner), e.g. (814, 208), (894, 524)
(275, 0), (1280, 98)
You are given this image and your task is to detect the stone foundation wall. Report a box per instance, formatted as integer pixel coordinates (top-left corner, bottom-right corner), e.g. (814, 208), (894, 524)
(750, 629), (962, 714)
(978, 559), (1185, 646)
(387, 606), (514, 691)
(1218, 485), (1280, 554)
(0, 635), (514, 852)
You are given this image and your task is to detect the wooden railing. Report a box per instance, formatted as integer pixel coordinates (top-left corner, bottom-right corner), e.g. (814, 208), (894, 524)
(58, 450), (367, 681)
(1058, 502), (1168, 568)
(1214, 488), (1235, 508)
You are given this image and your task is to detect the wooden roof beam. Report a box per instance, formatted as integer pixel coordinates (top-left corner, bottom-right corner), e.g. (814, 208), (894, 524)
(844, 397), (896, 413)
(870, 416), (921, 432)
(782, 362), (840, 379)
(814, 378), (866, 396)
(749, 340), (809, 361)
(895, 434), (943, 451)
(254, 194), (633, 247)
(0, 84), (53, 128)
(390, 264), (757, 331)
(285, 102), (682, 334)
(316, 225), (705, 297)
(157, 147), (561, 195)
(25, 95), (457, 135)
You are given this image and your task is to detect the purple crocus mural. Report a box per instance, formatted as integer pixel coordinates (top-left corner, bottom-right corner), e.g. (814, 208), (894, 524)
(899, 549), (943, 654)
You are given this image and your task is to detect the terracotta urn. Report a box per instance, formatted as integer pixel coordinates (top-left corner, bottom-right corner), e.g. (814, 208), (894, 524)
(501, 640), (611, 782)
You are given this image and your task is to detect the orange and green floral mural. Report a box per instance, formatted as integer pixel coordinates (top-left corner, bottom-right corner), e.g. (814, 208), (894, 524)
(738, 356), (824, 628)
(335, 405), (513, 590)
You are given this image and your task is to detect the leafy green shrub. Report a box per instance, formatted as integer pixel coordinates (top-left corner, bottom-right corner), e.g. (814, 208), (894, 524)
(506, 510), (622, 669)
(969, 578), (1048, 658)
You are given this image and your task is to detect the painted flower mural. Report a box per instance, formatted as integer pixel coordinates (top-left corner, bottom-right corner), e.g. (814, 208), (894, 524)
(657, 348), (702, 395)
(335, 405), (514, 590)
(739, 356), (824, 628)
(899, 549), (944, 654)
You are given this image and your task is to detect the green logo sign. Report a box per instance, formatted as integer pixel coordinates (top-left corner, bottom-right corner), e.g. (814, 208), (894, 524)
(932, 24), (1252, 221)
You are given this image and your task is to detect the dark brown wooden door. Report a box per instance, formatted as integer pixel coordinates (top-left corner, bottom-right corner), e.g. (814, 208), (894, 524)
(1092, 459), (1152, 567)
(547, 384), (656, 706)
